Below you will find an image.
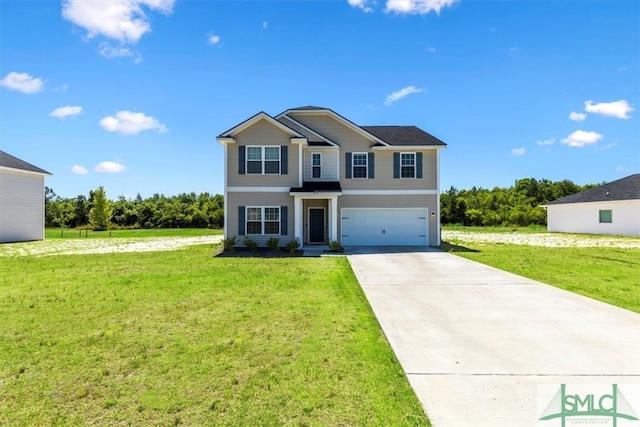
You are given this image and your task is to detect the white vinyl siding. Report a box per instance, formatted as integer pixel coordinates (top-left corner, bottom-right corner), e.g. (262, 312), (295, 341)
(0, 169), (46, 243)
(546, 201), (640, 236)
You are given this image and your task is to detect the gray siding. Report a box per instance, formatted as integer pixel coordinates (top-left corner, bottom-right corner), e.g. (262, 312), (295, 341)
(338, 194), (439, 246)
(289, 113), (437, 190)
(303, 148), (338, 181)
(227, 119), (300, 187)
(226, 191), (295, 247)
(0, 169), (45, 243)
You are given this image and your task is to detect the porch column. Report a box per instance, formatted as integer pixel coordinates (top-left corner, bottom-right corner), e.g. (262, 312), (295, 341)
(294, 196), (303, 242)
(329, 195), (338, 242)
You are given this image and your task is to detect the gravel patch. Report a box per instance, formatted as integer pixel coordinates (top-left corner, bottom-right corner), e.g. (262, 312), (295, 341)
(442, 230), (640, 248)
(0, 235), (223, 257)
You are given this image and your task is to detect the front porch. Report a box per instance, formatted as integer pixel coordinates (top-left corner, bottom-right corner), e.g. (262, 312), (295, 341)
(290, 181), (341, 245)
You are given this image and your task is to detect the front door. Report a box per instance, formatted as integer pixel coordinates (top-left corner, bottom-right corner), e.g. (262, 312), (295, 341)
(309, 208), (325, 243)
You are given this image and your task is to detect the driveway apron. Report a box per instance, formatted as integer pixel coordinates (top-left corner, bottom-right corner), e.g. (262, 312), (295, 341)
(346, 247), (640, 427)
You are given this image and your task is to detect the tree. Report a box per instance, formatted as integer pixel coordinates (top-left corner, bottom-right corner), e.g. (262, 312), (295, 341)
(89, 186), (112, 231)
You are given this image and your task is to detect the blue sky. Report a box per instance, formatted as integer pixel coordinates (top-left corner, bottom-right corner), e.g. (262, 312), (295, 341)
(1, 0), (638, 199)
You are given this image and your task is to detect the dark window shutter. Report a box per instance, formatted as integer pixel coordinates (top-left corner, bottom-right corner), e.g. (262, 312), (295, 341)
(393, 152), (400, 179)
(238, 146), (246, 175)
(238, 206), (246, 236)
(280, 206), (288, 235)
(280, 146), (288, 175)
(345, 152), (352, 179)
(368, 152), (375, 179)
(416, 152), (423, 179)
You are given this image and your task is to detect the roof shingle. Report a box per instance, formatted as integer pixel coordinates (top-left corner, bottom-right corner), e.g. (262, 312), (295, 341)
(546, 174), (640, 205)
(0, 150), (51, 175)
(362, 126), (447, 147)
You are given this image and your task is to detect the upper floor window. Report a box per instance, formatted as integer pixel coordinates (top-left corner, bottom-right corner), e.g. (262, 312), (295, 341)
(401, 153), (416, 178)
(312, 153), (321, 179)
(599, 209), (612, 223)
(352, 153), (368, 178)
(247, 146), (280, 174)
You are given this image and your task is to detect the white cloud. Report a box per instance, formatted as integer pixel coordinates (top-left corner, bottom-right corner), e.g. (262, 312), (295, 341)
(62, 0), (175, 44)
(561, 130), (603, 148)
(348, 0), (374, 12)
(50, 105), (83, 119)
(98, 43), (142, 63)
(569, 112), (586, 122)
(385, 0), (458, 15)
(384, 85), (423, 105)
(426, 46), (436, 53)
(511, 148), (526, 156)
(597, 142), (616, 151)
(95, 161), (126, 173)
(71, 165), (89, 175)
(0, 72), (44, 94)
(208, 34), (221, 45)
(53, 84), (69, 92)
(263, 21), (268, 29)
(616, 165), (632, 173)
(536, 138), (555, 146)
(99, 110), (168, 135)
(585, 100), (634, 119)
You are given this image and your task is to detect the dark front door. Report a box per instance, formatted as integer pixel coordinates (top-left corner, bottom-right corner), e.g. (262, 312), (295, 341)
(309, 208), (325, 243)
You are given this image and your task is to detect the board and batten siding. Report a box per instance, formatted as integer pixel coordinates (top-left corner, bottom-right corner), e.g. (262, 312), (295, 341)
(226, 191), (295, 246)
(0, 169), (45, 243)
(338, 194), (439, 246)
(547, 200), (640, 236)
(303, 148), (338, 181)
(227, 119), (300, 188)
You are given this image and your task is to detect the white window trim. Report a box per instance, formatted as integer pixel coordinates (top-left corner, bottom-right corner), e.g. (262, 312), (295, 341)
(312, 152), (322, 179)
(246, 146), (281, 175)
(400, 152), (416, 179)
(352, 152), (368, 179)
(246, 206), (281, 235)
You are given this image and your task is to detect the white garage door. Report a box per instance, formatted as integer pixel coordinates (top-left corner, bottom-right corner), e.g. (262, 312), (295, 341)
(341, 208), (428, 246)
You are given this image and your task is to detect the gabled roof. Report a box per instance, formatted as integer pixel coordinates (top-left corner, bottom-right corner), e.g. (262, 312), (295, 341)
(0, 150), (51, 175)
(217, 111), (305, 139)
(546, 174), (640, 205)
(362, 126), (447, 147)
(276, 116), (337, 146)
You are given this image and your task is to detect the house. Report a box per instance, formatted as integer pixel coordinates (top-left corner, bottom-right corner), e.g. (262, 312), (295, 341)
(0, 150), (51, 243)
(543, 174), (640, 236)
(217, 106), (447, 247)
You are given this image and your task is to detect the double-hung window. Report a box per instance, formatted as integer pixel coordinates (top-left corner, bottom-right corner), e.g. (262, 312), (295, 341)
(312, 153), (321, 179)
(246, 146), (280, 174)
(352, 153), (368, 178)
(401, 153), (416, 178)
(246, 207), (280, 235)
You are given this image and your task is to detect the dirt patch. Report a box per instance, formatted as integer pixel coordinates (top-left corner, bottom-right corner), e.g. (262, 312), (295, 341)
(442, 230), (640, 248)
(0, 236), (223, 257)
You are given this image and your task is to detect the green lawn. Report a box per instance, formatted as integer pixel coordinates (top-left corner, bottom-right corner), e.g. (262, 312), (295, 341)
(0, 245), (428, 426)
(441, 240), (640, 314)
(45, 228), (223, 239)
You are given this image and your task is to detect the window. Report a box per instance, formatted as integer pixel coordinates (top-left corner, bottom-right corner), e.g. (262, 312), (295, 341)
(246, 146), (280, 174)
(312, 153), (321, 179)
(352, 153), (368, 178)
(599, 209), (612, 224)
(246, 207), (280, 235)
(401, 153), (416, 178)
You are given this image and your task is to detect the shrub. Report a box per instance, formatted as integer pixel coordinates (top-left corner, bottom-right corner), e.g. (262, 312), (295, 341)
(243, 236), (258, 252)
(222, 236), (236, 251)
(285, 238), (300, 255)
(266, 237), (280, 251)
(328, 240), (343, 252)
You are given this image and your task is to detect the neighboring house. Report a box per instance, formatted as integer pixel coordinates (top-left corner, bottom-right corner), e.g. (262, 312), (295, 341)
(543, 174), (640, 236)
(217, 106), (447, 247)
(0, 150), (51, 243)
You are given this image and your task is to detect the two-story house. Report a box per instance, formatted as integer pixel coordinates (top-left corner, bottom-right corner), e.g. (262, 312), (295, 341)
(217, 106), (447, 247)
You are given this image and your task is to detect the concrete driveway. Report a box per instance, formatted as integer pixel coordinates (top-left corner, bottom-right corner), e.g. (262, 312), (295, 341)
(346, 247), (640, 427)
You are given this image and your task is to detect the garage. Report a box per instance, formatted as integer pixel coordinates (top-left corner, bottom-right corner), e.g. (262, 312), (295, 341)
(340, 208), (428, 246)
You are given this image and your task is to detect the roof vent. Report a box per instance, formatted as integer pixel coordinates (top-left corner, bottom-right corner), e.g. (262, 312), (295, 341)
(606, 191), (610, 196)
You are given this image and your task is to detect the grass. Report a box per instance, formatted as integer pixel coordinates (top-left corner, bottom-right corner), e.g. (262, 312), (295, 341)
(0, 245), (429, 426)
(442, 224), (547, 233)
(45, 228), (222, 239)
(441, 240), (640, 314)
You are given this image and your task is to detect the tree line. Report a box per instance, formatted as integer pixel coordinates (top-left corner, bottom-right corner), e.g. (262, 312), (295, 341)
(440, 177), (597, 226)
(45, 187), (224, 230)
(45, 177), (594, 230)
